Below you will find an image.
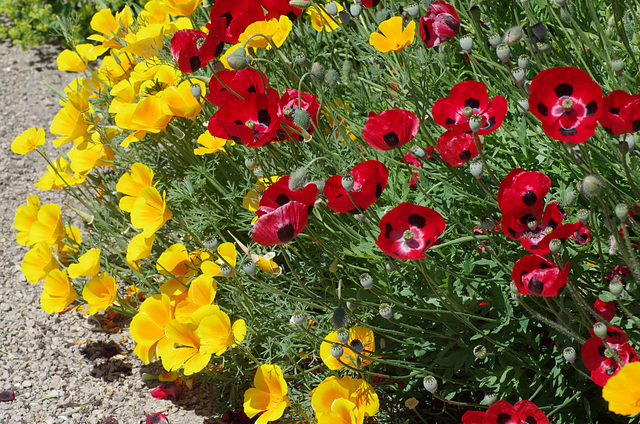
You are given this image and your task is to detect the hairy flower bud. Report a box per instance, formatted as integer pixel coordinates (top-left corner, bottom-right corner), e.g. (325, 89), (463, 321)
(310, 62), (325, 83)
(288, 167), (308, 191)
(503, 26), (523, 45)
(294, 109), (311, 130)
(325, 69), (339, 88)
(226, 47), (250, 70)
(332, 307), (349, 329)
(580, 175), (601, 198)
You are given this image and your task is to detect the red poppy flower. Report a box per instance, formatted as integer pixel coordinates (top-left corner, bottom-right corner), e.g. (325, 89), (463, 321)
(435, 130), (479, 166)
(260, 0), (302, 21)
(209, 0), (265, 44)
(362, 109), (420, 151)
(361, 0), (381, 7)
(483, 400), (549, 424)
(605, 265), (631, 284)
(375, 202), (445, 260)
(170, 28), (224, 73)
(572, 222), (590, 245)
(206, 68), (268, 107)
(498, 169), (551, 216)
(594, 299), (616, 322)
(461, 410), (484, 424)
(208, 88), (282, 148)
(252, 201), (310, 246)
(150, 382), (181, 400)
(431, 80), (508, 135)
(511, 254), (569, 297)
(528, 66), (603, 143)
(146, 413), (169, 424)
(598, 90), (640, 136)
(324, 160), (389, 213)
(535, 221), (582, 253)
(277, 89), (321, 139)
(404, 151), (428, 187)
(581, 326), (638, 387)
(257, 177), (317, 217)
(419, 0), (460, 48)
(501, 202), (565, 253)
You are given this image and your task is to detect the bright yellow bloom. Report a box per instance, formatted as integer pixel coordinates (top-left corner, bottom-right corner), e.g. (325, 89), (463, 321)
(82, 272), (118, 314)
(194, 130), (230, 155)
(22, 241), (58, 283)
(244, 364), (290, 424)
(116, 163), (155, 212)
(196, 305), (246, 355)
(88, 6), (134, 49)
(68, 134), (115, 174)
(252, 252), (282, 275)
(126, 232), (156, 271)
(157, 243), (197, 277)
(68, 248), (101, 279)
(138, 1), (171, 25)
(56, 44), (108, 72)
(29, 203), (64, 247)
(35, 157), (87, 190)
(130, 187), (172, 236)
(369, 16), (415, 53)
(243, 176), (281, 212)
(201, 242), (237, 277)
(603, 362), (640, 415)
(174, 274), (217, 323)
(157, 0), (203, 17)
(13, 195), (41, 246)
(320, 326), (375, 370)
(54, 224), (82, 264)
(162, 320), (211, 375)
(120, 23), (168, 59)
(130, 294), (175, 364)
(311, 376), (379, 424)
(11, 127), (45, 155)
(98, 50), (136, 82)
(239, 16), (293, 49)
(163, 80), (206, 118)
(114, 96), (173, 135)
(307, 4), (343, 32)
(41, 269), (77, 314)
(50, 100), (93, 147)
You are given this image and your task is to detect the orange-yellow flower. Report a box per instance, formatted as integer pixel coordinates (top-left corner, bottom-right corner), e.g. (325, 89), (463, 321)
(194, 130), (230, 155)
(56, 44), (108, 72)
(163, 80), (206, 118)
(88, 6), (134, 49)
(29, 203), (65, 247)
(41, 269), (77, 313)
(156, 0), (202, 17)
(35, 157), (87, 190)
(82, 272), (118, 314)
(244, 364), (290, 424)
(13, 195), (41, 246)
(174, 274), (217, 323)
(67, 135), (115, 173)
(116, 162), (155, 212)
(157, 243), (198, 277)
(196, 305), (246, 355)
(130, 293), (176, 364)
(130, 187), (172, 236)
(311, 376), (379, 424)
(369, 16), (416, 53)
(162, 320), (211, 375)
(50, 99), (93, 147)
(68, 248), (101, 279)
(307, 4), (343, 32)
(603, 361), (640, 415)
(22, 241), (58, 283)
(320, 326), (375, 370)
(11, 127), (45, 155)
(126, 232), (156, 271)
(201, 242), (237, 277)
(239, 16), (293, 49)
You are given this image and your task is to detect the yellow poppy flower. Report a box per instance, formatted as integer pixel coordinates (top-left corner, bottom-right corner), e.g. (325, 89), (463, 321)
(194, 130), (230, 155)
(115, 96), (173, 134)
(13, 195), (41, 246)
(50, 101), (92, 147)
(320, 326), (375, 370)
(88, 6), (134, 49)
(120, 23), (167, 58)
(98, 50), (136, 81)
(82, 272), (118, 315)
(35, 157), (87, 190)
(195, 305), (246, 355)
(603, 362), (640, 415)
(157, 0), (202, 17)
(307, 4), (343, 32)
(201, 242), (237, 277)
(174, 274), (217, 323)
(29, 203), (65, 247)
(22, 241), (58, 283)
(311, 376), (379, 423)
(138, 1), (171, 25)
(68, 248), (101, 279)
(243, 364), (290, 424)
(239, 16), (293, 49)
(162, 80), (205, 118)
(130, 187), (172, 236)
(54, 224), (82, 264)
(68, 137), (115, 173)
(162, 320), (211, 375)
(11, 127), (45, 155)
(130, 294), (176, 364)
(369, 16), (416, 53)
(251, 252), (282, 276)
(56, 44), (108, 72)
(41, 269), (77, 314)
(126, 232), (156, 271)
(116, 163), (155, 213)
(156, 243), (198, 277)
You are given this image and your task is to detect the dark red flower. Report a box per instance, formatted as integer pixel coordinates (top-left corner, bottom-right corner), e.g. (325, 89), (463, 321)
(209, 0), (265, 44)
(221, 410), (252, 424)
(598, 90), (640, 136)
(362, 109), (420, 151)
(150, 382), (181, 400)
(528, 67), (603, 143)
(257, 177), (317, 217)
(594, 298), (616, 322)
(277, 89), (321, 139)
(260, 0), (302, 20)
(403, 151), (423, 187)
(419, 0), (460, 48)
(206, 68), (268, 107)
(498, 169), (551, 216)
(501, 202), (566, 253)
(605, 265), (631, 285)
(0, 389), (14, 402)
(431, 80), (508, 135)
(581, 326), (638, 387)
(435, 130), (479, 166)
(535, 221), (582, 253)
(324, 160), (389, 213)
(146, 413), (169, 424)
(572, 222), (590, 245)
(170, 29), (222, 73)
(252, 201), (310, 246)
(483, 400), (549, 424)
(461, 410), (484, 424)
(208, 88), (282, 147)
(375, 202), (445, 260)
(361, 0), (381, 7)
(511, 254), (569, 297)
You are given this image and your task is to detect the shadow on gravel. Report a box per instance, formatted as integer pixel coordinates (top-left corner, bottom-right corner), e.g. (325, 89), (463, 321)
(79, 340), (133, 382)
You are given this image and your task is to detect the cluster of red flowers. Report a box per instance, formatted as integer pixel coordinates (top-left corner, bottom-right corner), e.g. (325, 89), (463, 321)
(462, 400), (549, 424)
(581, 326), (638, 387)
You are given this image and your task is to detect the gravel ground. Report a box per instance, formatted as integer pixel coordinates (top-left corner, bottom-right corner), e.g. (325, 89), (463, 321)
(0, 39), (222, 424)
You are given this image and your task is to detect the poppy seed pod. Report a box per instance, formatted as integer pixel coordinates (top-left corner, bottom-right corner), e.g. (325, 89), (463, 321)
(288, 167), (309, 191)
(341, 174), (354, 191)
(349, 3), (362, 18)
(487, 31), (501, 47)
(242, 258), (257, 276)
(336, 327), (349, 344)
(496, 43), (510, 62)
(190, 84), (202, 99)
(459, 34), (473, 53)
(332, 307), (349, 328)
(244, 154), (257, 171)
(360, 272), (373, 289)
(563, 346), (576, 364)
(531, 22), (548, 41)
(518, 54), (530, 69)
(385, 260), (395, 272)
(548, 238), (562, 254)
(516, 98), (529, 114)
(610, 278), (624, 297)
(310, 62), (325, 83)
(469, 160), (483, 179)
(469, 114), (483, 133)
(620, 134), (636, 154)
(483, 392), (497, 406)
(511, 67), (525, 85)
(220, 264), (233, 278)
(410, 145), (427, 158)
(253, 166), (265, 178)
(325, 69), (339, 88)
(203, 237), (219, 251)
(325, 1), (338, 15)
(289, 0), (311, 7)
(346, 301), (356, 312)
(330, 343), (343, 358)
(423, 375), (438, 393)
(611, 58), (625, 74)
(406, 2), (420, 18)
(577, 209), (589, 224)
(291, 309), (305, 325)
(226, 47), (251, 70)
(615, 203), (629, 221)
(473, 345), (487, 360)
(295, 52), (307, 67)
(593, 322), (607, 339)
(379, 303), (392, 319)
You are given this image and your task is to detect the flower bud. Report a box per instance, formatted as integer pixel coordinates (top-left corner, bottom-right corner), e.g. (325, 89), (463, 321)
(342, 174), (354, 191)
(346, 301), (356, 312)
(227, 47), (250, 70)
(360, 273), (373, 289)
(459, 35), (473, 53)
(291, 309), (305, 325)
(615, 203), (629, 222)
(564, 190), (576, 205)
(325, 69), (339, 88)
(245, 154), (257, 171)
(332, 307), (349, 328)
(620, 133), (635, 154)
(484, 392), (498, 406)
(610, 278), (624, 297)
(379, 303), (393, 319)
(295, 52), (307, 67)
(288, 167), (308, 191)
(385, 261), (395, 272)
(577, 209), (589, 224)
(336, 327), (350, 344)
(469, 114), (483, 133)
(350, 3), (362, 17)
(330, 343), (343, 358)
(375, 9), (391, 25)
(242, 258), (257, 276)
(531, 22), (548, 41)
(423, 375), (438, 393)
(309, 178), (325, 193)
(190, 84), (202, 99)
(611, 58), (625, 74)
(580, 175), (601, 198)
(469, 5), (481, 21)
(473, 345), (487, 360)
(220, 264), (233, 278)
(563, 346), (576, 364)
(518, 54), (530, 69)
(511, 67), (525, 85)
(488, 31), (501, 47)
(549, 238), (562, 254)
(342, 60), (352, 80)
(406, 2), (420, 18)
(593, 322), (607, 339)
(516, 98), (529, 114)
(203, 237), (219, 251)
(503, 26), (523, 45)
(294, 109), (311, 130)
(469, 160), (483, 179)
(496, 43), (510, 63)
(325, 1), (338, 15)
(310, 62), (325, 83)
